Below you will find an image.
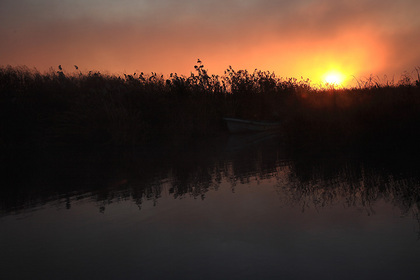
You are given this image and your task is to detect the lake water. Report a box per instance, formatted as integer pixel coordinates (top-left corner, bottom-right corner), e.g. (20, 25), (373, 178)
(1, 133), (420, 279)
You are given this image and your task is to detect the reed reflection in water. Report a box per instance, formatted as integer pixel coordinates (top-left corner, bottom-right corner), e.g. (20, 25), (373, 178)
(1, 133), (420, 279)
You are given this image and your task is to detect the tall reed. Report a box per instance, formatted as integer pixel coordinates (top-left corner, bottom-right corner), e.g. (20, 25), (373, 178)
(1, 62), (419, 148)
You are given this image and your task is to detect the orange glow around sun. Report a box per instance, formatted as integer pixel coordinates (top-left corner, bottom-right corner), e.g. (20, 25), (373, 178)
(255, 27), (387, 88)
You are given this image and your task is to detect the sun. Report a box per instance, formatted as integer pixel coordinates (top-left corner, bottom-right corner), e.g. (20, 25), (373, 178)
(323, 71), (345, 86)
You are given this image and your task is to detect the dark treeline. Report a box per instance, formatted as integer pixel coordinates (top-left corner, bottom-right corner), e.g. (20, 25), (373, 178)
(1, 63), (420, 149)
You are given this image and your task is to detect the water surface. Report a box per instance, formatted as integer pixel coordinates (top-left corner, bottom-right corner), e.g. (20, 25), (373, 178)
(1, 134), (420, 279)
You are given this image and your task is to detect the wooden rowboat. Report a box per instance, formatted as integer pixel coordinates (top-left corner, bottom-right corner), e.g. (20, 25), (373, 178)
(223, 117), (282, 133)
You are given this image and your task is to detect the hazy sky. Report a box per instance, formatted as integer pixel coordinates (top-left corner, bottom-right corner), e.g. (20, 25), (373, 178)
(1, 0), (419, 84)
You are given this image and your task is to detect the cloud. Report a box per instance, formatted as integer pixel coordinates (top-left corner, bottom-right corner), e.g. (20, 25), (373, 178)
(1, 0), (419, 80)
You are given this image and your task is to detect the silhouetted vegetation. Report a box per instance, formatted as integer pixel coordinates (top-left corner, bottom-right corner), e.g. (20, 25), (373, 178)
(1, 62), (420, 149)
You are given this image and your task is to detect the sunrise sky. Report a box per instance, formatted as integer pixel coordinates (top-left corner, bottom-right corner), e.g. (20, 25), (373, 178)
(1, 0), (419, 86)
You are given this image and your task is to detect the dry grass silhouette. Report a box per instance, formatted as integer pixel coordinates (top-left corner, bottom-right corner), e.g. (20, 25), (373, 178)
(1, 62), (420, 148)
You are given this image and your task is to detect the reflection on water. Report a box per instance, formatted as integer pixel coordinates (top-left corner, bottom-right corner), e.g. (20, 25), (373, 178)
(2, 133), (419, 218)
(1, 133), (420, 279)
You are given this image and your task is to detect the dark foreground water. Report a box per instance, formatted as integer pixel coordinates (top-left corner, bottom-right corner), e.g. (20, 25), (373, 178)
(1, 133), (420, 280)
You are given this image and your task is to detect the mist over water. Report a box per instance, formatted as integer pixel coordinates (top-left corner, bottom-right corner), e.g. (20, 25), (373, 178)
(1, 134), (420, 279)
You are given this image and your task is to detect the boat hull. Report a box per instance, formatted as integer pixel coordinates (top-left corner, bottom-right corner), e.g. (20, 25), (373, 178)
(223, 118), (282, 133)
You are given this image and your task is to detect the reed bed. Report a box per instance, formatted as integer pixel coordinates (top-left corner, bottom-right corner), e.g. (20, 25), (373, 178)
(1, 63), (420, 148)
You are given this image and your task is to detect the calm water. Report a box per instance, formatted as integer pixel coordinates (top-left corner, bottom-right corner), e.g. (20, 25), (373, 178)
(1, 133), (420, 279)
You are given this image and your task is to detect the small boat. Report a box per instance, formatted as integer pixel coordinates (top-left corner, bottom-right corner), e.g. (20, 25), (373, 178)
(223, 117), (282, 133)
